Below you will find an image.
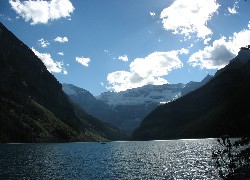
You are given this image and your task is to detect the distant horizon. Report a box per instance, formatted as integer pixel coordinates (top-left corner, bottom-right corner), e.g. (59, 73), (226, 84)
(1, 0), (250, 96)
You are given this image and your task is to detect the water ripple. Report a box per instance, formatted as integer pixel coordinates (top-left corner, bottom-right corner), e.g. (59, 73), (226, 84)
(0, 139), (220, 179)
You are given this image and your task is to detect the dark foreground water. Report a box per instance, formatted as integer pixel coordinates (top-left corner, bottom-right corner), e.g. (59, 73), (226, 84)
(0, 139), (221, 179)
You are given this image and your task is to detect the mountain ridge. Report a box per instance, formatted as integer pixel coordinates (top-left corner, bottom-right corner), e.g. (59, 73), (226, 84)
(132, 48), (250, 140)
(63, 75), (212, 135)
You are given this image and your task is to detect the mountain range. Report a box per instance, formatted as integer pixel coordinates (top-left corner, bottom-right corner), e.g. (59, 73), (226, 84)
(0, 22), (123, 143)
(2, 20), (248, 142)
(132, 47), (250, 140)
(63, 75), (212, 134)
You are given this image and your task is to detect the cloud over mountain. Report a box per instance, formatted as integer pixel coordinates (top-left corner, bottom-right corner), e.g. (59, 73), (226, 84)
(9, 0), (74, 25)
(107, 49), (187, 92)
(189, 27), (250, 69)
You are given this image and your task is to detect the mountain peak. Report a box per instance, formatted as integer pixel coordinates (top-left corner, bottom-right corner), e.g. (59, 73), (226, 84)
(237, 45), (250, 64)
(201, 74), (213, 84)
(215, 46), (250, 77)
(62, 83), (89, 96)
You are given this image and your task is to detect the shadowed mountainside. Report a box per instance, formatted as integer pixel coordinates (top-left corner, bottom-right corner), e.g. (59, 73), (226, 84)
(133, 49), (250, 140)
(62, 84), (121, 128)
(0, 22), (122, 143)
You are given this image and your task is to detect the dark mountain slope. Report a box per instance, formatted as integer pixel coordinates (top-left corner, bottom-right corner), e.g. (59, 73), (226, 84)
(0, 22), (122, 142)
(62, 84), (121, 127)
(0, 93), (79, 142)
(133, 52), (250, 140)
(181, 74), (212, 96)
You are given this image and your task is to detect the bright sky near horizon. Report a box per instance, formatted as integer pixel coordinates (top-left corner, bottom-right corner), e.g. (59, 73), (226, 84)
(0, 0), (250, 96)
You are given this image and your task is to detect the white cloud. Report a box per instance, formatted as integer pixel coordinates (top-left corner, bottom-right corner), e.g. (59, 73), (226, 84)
(204, 37), (212, 45)
(107, 50), (185, 92)
(32, 47), (65, 73)
(160, 0), (220, 39)
(38, 38), (50, 48)
(76, 57), (91, 67)
(63, 69), (68, 74)
(228, 1), (239, 15)
(150, 12), (156, 19)
(178, 48), (189, 55)
(57, 52), (64, 56)
(54, 36), (68, 43)
(118, 55), (129, 62)
(9, 0), (74, 25)
(188, 28), (250, 69)
(228, 7), (237, 14)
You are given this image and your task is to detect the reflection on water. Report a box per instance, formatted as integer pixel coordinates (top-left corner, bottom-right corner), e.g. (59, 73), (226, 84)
(0, 139), (220, 179)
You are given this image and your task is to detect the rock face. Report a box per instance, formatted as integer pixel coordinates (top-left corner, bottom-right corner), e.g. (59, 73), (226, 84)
(64, 78), (211, 135)
(0, 22), (122, 143)
(132, 49), (250, 140)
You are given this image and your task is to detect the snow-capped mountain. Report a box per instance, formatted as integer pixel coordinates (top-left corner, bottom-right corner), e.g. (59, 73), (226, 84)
(96, 83), (185, 107)
(63, 76), (212, 135)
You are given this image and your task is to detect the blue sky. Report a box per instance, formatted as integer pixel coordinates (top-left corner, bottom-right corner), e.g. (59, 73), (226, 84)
(1, 0), (250, 96)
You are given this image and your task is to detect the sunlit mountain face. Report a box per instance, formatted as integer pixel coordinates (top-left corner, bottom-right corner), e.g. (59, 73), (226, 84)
(1, 0), (250, 96)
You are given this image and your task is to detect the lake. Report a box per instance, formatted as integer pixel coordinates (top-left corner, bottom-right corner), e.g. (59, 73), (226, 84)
(0, 139), (221, 179)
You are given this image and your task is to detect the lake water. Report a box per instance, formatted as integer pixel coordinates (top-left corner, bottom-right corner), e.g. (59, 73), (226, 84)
(0, 139), (221, 179)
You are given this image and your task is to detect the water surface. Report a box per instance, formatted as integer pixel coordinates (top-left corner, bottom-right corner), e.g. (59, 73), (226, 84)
(0, 139), (220, 179)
